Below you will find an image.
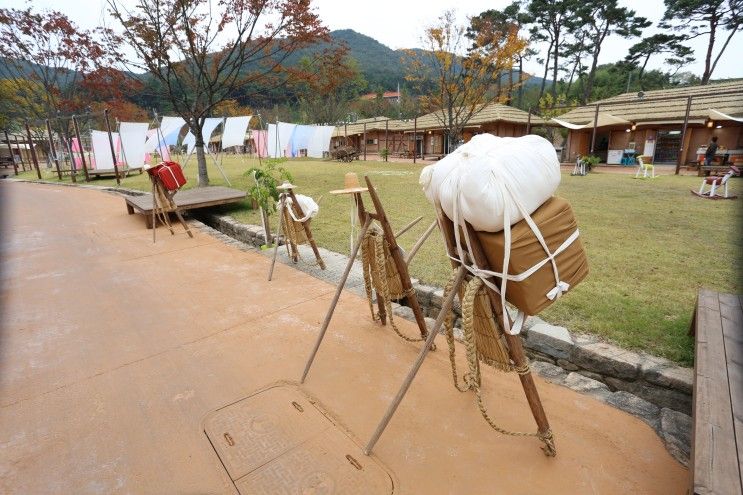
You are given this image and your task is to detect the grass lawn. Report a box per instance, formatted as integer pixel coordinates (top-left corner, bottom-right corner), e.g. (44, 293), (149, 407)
(18, 156), (743, 364)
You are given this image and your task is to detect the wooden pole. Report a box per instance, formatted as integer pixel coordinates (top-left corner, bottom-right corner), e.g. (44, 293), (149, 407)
(526, 107), (532, 134)
(363, 122), (367, 161)
(103, 109), (121, 185)
(405, 220), (437, 266)
(344, 122), (348, 146)
(59, 123), (76, 183)
(589, 104), (600, 155)
(4, 130), (18, 175)
(301, 215), (373, 383)
(45, 119), (62, 180)
(25, 122), (41, 179)
(385, 119), (389, 161)
(394, 215), (423, 239)
(364, 264), (468, 455)
(355, 193), (387, 324)
(364, 176), (428, 340)
(676, 95), (692, 175)
(14, 135), (25, 171)
(72, 115), (90, 182)
(462, 221), (555, 455)
(287, 188), (326, 269)
(268, 195), (286, 281)
(436, 211), (555, 455)
(413, 117), (417, 163)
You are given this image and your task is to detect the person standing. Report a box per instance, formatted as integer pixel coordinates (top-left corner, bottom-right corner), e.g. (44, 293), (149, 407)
(704, 136), (719, 166)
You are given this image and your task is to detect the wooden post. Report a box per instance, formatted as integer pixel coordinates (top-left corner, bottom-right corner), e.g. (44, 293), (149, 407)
(413, 117), (417, 163)
(25, 121), (41, 179)
(287, 188), (326, 270)
(676, 95), (692, 175)
(385, 119), (389, 161)
(344, 122), (348, 146)
(72, 115), (90, 182)
(60, 123), (76, 183)
(526, 107), (532, 134)
(462, 220), (555, 455)
(45, 119), (62, 180)
(14, 135), (25, 171)
(4, 130), (18, 175)
(589, 104), (600, 155)
(363, 122), (367, 161)
(364, 176), (428, 340)
(104, 109), (121, 185)
(354, 193), (386, 325)
(268, 194), (287, 281)
(301, 215), (373, 383)
(436, 211), (555, 455)
(364, 264), (468, 455)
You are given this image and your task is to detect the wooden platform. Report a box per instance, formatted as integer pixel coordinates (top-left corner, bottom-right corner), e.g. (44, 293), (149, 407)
(124, 185), (246, 228)
(689, 289), (743, 495)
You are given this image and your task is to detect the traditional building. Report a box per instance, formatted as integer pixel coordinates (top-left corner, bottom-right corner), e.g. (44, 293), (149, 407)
(331, 103), (548, 160)
(556, 80), (743, 169)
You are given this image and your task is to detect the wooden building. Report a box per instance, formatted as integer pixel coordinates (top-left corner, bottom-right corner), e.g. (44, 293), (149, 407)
(331, 104), (547, 160)
(557, 80), (743, 168)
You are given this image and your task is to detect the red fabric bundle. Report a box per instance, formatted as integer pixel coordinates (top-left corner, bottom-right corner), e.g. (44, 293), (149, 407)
(150, 161), (186, 191)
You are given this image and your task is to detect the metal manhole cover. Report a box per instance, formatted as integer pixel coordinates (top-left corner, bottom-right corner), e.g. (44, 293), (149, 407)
(204, 384), (394, 494)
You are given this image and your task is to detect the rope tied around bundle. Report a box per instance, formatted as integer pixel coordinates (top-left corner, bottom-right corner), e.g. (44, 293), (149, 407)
(442, 269), (556, 455)
(360, 225), (421, 343)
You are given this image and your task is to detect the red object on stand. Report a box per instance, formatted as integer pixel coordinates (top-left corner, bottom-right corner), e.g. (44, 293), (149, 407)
(148, 161), (187, 191)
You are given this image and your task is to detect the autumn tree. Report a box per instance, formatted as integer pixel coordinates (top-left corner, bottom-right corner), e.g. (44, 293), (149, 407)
(291, 46), (367, 124)
(575, 0), (650, 103)
(625, 34), (695, 88)
(405, 10), (526, 151)
(0, 7), (121, 120)
(108, 0), (328, 187)
(0, 80), (45, 131)
(469, 2), (534, 106)
(661, 0), (742, 84)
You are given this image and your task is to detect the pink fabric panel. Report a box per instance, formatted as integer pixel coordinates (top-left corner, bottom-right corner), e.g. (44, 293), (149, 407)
(70, 138), (82, 170)
(252, 130), (268, 158)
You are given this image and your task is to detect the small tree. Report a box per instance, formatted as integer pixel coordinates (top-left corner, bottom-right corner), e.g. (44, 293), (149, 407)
(108, 0), (328, 186)
(661, 0), (742, 84)
(404, 10), (526, 151)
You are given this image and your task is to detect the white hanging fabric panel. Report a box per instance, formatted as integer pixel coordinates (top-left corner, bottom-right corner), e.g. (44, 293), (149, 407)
(267, 124), (278, 158)
(221, 116), (252, 149)
(118, 122), (149, 169)
(90, 130), (118, 170)
(145, 116), (185, 152)
(306, 125), (335, 158)
(277, 122), (296, 158)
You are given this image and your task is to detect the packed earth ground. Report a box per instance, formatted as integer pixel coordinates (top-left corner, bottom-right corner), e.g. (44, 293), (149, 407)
(17, 156), (743, 364)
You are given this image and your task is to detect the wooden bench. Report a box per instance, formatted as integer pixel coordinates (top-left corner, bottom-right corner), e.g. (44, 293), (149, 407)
(689, 289), (742, 494)
(124, 186), (246, 228)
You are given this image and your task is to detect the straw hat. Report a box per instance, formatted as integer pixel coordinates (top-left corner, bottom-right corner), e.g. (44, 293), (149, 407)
(330, 172), (368, 194)
(277, 180), (298, 190)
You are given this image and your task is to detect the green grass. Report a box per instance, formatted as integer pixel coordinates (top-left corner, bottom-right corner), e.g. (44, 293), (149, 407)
(19, 157), (743, 365)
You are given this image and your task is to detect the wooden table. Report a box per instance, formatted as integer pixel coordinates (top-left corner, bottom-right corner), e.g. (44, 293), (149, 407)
(124, 186), (246, 228)
(689, 289), (742, 494)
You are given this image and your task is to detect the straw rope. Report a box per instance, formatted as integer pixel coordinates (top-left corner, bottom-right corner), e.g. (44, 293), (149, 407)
(361, 225), (422, 343)
(442, 270), (555, 451)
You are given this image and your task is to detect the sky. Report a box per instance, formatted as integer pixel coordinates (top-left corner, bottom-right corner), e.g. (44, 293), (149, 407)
(3, 0), (743, 81)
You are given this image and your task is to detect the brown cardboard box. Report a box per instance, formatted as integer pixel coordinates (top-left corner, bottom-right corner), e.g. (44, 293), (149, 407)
(475, 196), (588, 315)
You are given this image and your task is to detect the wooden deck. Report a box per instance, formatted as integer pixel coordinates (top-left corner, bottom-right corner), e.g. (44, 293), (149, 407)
(690, 289), (743, 495)
(125, 186), (246, 228)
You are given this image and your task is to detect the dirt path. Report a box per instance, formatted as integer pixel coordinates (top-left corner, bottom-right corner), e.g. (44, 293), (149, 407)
(0, 181), (687, 494)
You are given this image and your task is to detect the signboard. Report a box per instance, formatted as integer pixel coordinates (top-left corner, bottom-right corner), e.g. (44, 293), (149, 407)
(607, 149), (623, 164)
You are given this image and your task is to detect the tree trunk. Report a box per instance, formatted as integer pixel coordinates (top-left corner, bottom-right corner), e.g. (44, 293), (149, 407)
(701, 16), (718, 84)
(192, 121), (210, 187)
(551, 31), (560, 99)
(518, 56), (524, 108)
(538, 42), (553, 102)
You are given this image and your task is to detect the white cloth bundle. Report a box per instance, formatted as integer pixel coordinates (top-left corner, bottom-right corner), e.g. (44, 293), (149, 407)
(281, 194), (319, 223)
(420, 134), (560, 232)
